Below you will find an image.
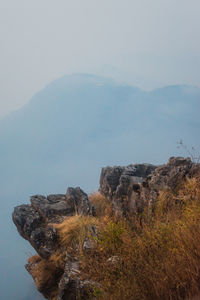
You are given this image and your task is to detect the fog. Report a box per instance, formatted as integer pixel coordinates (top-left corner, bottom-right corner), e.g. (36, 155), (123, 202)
(0, 0), (200, 118)
(0, 0), (200, 298)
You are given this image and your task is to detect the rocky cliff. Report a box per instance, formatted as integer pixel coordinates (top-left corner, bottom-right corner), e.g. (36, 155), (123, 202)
(12, 157), (200, 300)
(99, 157), (200, 217)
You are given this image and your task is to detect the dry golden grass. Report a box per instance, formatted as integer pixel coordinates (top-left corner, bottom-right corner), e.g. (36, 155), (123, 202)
(27, 178), (200, 300)
(27, 255), (61, 298)
(54, 214), (100, 254)
(49, 250), (66, 269)
(89, 192), (112, 218)
(28, 254), (41, 264)
(81, 178), (200, 300)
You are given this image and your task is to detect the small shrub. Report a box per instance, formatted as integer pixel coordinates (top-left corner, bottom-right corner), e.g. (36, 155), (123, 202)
(97, 221), (125, 253)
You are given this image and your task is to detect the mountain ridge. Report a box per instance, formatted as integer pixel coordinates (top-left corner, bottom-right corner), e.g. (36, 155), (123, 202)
(0, 73), (200, 197)
(1, 73), (200, 123)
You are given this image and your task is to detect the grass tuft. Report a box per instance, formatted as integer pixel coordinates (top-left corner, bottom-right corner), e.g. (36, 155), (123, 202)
(54, 215), (100, 254)
(89, 192), (112, 218)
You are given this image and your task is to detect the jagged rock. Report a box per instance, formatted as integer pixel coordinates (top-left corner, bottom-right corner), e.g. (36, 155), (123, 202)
(12, 204), (43, 240)
(58, 256), (99, 300)
(12, 187), (93, 260)
(12, 204), (58, 258)
(57, 260), (81, 300)
(99, 163), (156, 200)
(99, 163), (157, 216)
(83, 225), (98, 252)
(147, 157), (194, 191)
(66, 187), (93, 216)
(12, 186), (96, 299)
(30, 225), (57, 258)
(99, 157), (200, 216)
(31, 194), (75, 222)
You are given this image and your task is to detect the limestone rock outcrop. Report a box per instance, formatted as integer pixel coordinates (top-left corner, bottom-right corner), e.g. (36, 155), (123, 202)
(99, 157), (200, 216)
(13, 187), (93, 259)
(12, 187), (95, 299)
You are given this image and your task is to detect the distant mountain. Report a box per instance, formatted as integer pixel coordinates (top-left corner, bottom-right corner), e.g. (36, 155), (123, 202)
(0, 74), (199, 299)
(0, 74), (199, 200)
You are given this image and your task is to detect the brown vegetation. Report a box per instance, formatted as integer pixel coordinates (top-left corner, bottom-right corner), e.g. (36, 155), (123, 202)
(89, 192), (112, 218)
(27, 255), (61, 299)
(28, 177), (200, 300)
(82, 177), (200, 300)
(54, 215), (99, 253)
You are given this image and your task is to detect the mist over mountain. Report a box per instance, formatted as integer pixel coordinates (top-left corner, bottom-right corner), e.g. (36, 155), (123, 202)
(0, 74), (200, 300)
(1, 74), (200, 199)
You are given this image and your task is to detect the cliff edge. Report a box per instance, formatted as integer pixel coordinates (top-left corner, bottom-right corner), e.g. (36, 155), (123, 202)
(12, 157), (200, 300)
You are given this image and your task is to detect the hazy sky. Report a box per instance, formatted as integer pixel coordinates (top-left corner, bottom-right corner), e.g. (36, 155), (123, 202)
(0, 0), (200, 118)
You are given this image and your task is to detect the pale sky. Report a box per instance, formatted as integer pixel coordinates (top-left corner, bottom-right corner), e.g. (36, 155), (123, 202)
(0, 0), (200, 119)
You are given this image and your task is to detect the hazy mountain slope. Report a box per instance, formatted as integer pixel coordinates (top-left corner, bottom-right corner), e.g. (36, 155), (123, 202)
(0, 74), (199, 300)
(0, 75), (199, 199)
